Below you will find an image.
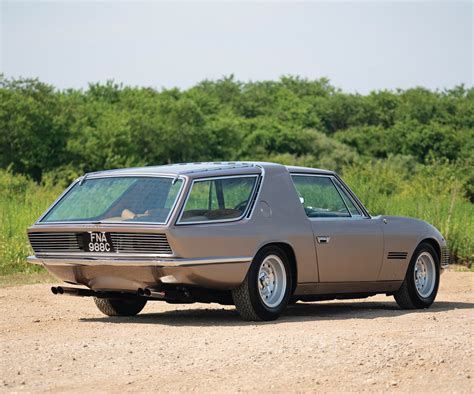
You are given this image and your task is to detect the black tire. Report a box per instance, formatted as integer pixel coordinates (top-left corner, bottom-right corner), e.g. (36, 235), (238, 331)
(93, 297), (147, 316)
(232, 246), (292, 321)
(288, 297), (299, 305)
(394, 242), (440, 309)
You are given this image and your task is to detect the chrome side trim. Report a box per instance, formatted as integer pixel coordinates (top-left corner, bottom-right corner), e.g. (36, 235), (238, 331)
(27, 255), (253, 267)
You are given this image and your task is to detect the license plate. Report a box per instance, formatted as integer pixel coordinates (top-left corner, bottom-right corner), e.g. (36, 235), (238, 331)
(84, 232), (114, 252)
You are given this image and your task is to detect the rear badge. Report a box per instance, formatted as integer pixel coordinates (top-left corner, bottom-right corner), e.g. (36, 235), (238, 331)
(84, 232), (114, 252)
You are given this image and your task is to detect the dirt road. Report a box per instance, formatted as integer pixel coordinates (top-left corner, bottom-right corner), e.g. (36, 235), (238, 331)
(1, 271), (473, 393)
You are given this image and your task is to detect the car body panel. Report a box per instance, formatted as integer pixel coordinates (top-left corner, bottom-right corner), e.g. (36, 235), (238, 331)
(27, 161), (447, 298)
(377, 216), (446, 281)
(309, 217), (385, 282)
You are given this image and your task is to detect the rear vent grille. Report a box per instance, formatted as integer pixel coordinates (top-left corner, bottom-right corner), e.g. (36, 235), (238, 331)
(29, 232), (172, 255)
(28, 232), (81, 253)
(387, 252), (408, 260)
(109, 233), (172, 255)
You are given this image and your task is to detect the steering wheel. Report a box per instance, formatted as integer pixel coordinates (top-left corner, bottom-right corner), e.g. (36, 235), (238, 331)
(234, 199), (249, 211)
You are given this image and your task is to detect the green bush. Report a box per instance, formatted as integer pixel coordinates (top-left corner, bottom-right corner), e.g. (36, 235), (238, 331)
(0, 75), (472, 272)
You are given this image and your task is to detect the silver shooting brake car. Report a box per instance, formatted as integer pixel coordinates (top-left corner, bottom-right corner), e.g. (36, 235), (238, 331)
(27, 162), (449, 321)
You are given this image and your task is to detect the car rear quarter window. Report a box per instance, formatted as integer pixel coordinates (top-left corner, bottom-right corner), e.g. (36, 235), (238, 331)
(179, 176), (257, 223)
(291, 175), (351, 218)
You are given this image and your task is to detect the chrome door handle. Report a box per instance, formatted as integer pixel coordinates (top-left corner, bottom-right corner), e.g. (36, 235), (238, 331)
(317, 236), (330, 244)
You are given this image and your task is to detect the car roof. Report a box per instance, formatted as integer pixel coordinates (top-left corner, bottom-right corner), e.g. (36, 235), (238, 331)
(285, 165), (334, 175)
(85, 162), (335, 178)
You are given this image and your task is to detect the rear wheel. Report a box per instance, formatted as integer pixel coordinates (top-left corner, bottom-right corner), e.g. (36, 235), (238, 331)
(394, 242), (440, 309)
(94, 297), (147, 316)
(232, 246), (292, 321)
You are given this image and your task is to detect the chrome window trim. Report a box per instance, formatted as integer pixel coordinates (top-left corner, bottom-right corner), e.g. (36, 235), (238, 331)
(246, 164), (265, 219)
(36, 174), (186, 226)
(332, 174), (371, 218)
(328, 177), (352, 217)
(307, 216), (368, 222)
(35, 178), (80, 224)
(175, 174), (260, 226)
(290, 173), (367, 221)
(331, 178), (363, 217)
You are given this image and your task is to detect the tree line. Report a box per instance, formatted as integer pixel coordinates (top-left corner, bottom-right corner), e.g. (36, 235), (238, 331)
(0, 74), (472, 198)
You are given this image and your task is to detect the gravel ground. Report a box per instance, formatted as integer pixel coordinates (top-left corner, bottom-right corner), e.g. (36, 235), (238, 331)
(0, 271), (473, 393)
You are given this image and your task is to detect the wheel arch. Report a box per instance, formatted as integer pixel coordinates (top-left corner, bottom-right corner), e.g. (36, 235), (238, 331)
(254, 242), (298, 293)
(417, 237), (442, 263)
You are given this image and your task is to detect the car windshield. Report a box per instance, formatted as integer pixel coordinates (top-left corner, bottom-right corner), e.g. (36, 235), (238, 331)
(41, 176), (183, 224)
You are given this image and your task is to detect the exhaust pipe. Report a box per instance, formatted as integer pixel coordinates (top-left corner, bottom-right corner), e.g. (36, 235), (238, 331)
(144, 288), (166, 299)
(51, 286), (96, 297)
(51, 286), (150, 299)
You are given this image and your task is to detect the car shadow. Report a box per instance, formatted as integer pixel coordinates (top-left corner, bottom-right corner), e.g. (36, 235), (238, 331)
(79, 300), (474, 327)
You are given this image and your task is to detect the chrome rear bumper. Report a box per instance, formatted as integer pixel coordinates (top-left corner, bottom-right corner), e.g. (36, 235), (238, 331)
(27, 255), (252, 291)
(27, 255), (252, 267)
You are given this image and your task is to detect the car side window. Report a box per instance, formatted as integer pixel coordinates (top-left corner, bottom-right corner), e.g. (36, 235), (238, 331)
(333, 179), (362, 216)
(291, 175), (350, 218)
(179, 176), (257, 223)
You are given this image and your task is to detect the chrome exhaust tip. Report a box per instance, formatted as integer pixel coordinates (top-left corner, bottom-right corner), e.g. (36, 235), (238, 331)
(144, 288), (165, 298)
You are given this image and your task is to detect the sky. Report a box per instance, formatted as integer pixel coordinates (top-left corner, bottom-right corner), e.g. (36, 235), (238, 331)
(0, 1), (472, 93)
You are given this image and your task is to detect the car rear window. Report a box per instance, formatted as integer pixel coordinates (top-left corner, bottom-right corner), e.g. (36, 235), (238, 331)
(41, 176), (183, 224)
(178, 176), (258, 223)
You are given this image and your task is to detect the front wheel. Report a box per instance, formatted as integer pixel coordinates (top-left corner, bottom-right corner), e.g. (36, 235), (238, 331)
(94, 297), (147, 316)
(394, 242), (440, 309)
(232, 246), (292, 321)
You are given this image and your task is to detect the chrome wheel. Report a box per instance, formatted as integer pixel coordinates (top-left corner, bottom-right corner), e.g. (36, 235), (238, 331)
(414, 252), (436, 298)
(258, 254), (287, 308)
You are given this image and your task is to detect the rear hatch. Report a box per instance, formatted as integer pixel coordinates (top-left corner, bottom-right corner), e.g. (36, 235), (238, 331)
(28, 174), (185, 258)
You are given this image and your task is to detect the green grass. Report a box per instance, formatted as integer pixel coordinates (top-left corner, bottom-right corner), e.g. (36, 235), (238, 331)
(0, 171), (63, 275)
(342, 160), (474, 264)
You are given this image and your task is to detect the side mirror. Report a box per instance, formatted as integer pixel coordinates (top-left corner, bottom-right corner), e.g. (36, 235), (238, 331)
(299, 197), (305, 204)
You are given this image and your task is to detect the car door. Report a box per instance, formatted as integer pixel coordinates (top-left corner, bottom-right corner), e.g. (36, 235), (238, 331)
(291, 174), (384, 282)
